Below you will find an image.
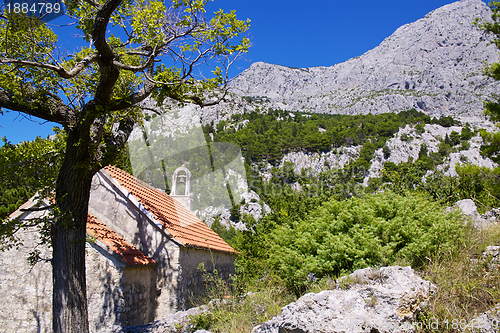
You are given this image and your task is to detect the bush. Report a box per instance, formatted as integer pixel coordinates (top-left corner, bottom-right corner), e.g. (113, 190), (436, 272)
(383, 145), (391, 159)
(265, 191), (465, 295)
(459, 140), (470, 151)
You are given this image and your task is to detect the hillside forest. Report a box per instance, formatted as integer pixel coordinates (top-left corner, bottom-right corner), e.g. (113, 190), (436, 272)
(2, 106), (500, 327)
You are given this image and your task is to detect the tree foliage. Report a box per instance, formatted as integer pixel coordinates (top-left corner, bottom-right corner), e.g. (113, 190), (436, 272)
(235, 191), (465, 295)
(206, 108), (441, 164)
(0, 1), (249, 332)
(0, 133), (65, 248)
(475, 2), (500, 161)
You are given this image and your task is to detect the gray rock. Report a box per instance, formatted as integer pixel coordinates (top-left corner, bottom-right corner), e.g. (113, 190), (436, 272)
(251, 266), (436, 333)
(481, 208), (500, 223)
(279, 147), (360, 177)
(455, 199), (479, 220)
(469, 304), (500, 332)
(483, 246), (500, 258)
(447, 199), (500, 228)
(138, 0), (500, 133)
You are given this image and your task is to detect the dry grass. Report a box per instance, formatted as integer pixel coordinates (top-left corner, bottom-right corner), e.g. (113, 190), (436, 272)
(188, 286), (295, 333)
(188, 265), (296, 333)
(416, 224), (500, 332)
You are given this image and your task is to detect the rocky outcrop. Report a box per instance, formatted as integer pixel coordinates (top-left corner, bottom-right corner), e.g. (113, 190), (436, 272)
(264, 120), (497, 188)
(239, 190), (271, 221)
(203, 190), (271, 230)
(251, 266), (435, 333)
(229, 0), (500, 118)
(279, 147), (360, 177)
(447, 199), (500, 228)
(363, 121), (498, 185)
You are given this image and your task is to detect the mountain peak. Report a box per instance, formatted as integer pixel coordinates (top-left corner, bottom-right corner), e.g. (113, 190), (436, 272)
(229, 0), (500, 117)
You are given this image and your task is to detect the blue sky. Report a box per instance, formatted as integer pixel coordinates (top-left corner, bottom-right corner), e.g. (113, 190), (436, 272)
(0, 0), (490, 145)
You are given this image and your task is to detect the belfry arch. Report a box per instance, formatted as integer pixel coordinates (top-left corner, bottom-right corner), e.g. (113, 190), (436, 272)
(171, 167), (193, 211)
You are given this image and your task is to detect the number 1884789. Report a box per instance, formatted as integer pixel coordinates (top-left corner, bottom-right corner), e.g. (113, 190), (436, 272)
(3, 1), (64, 21)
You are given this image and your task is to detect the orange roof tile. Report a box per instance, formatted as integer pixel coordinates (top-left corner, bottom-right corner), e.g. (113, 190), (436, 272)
(103, 165), (237, 254)
(86, 214), (156, 267)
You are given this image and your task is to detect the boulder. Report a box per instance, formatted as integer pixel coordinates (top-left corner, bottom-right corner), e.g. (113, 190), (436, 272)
(455, 199), (479, 220)
(447, 199), (500, 228)
(252, 266), (435, 333)
(481, 208), (500, 225)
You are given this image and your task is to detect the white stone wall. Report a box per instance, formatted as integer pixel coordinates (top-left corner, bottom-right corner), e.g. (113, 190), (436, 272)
(178, 247), (236, 308)
(89, 171), (237, 314)
(0, 209), (155, 333)
(0, 211), (52, 333)
(86, 243), (155, 329)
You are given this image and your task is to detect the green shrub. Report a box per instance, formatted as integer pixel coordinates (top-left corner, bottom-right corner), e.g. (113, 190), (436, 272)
(459, 140), (470, 151)
(401, 133), (413, 142)
(265, 191), (465, 295)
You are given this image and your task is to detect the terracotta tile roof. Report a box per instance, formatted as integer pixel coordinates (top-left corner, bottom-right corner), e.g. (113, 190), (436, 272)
(103, 165), (237, 254)
(87, 214), (156, 267)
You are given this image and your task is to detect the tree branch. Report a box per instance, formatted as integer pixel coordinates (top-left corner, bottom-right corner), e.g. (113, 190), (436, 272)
(91, 0), (123, 106)
(100, 117), (135, 166)
(110, 64), (156, 111)
(0, 54), (98, 79)
(112, 51), (156, 73)
(93, 0), (122, 60)
(0, 86), (76, 125)
(82, 0), (100, 9)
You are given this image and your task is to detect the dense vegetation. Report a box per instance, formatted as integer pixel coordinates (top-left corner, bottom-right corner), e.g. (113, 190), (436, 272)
(2, 107), (500, 332)
(204, 108), (458, 163)
(0, 134), (63, 225)
(192, 108), (500, 332)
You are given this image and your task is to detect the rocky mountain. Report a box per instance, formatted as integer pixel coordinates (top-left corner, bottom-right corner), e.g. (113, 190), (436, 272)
(130, 0), (500, 225)
(143, 0), (500, 129)
(227, 0), (500, 118)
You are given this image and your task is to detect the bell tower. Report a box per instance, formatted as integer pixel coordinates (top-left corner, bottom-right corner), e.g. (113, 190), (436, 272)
(170, 167), (193, 211)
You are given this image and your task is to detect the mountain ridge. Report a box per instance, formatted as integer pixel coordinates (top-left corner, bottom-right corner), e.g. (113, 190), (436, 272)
(226, 0), (500, 118)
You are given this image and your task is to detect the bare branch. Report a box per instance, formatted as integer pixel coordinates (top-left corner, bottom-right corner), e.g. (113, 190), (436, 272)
(100, 117), (135, 166)
(82, 0), (100, 8)
(91, 0), (124, 105)
(139, 106), (163, 115)
(93, 0), (122, 60)
(0, 53), (98, 79)
(112, 45), (157, 73)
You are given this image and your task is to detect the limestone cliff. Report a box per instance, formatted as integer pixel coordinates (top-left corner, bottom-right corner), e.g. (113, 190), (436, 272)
(228, 0), (500, 118)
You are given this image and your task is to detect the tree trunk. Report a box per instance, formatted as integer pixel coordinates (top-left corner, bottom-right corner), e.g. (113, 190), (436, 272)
(52, 125), (95, 333)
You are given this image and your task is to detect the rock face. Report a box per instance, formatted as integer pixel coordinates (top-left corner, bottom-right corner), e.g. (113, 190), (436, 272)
(229, 0), (500, 118)
(252, 266), (436, 333)
(279, 147), (361, 177)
